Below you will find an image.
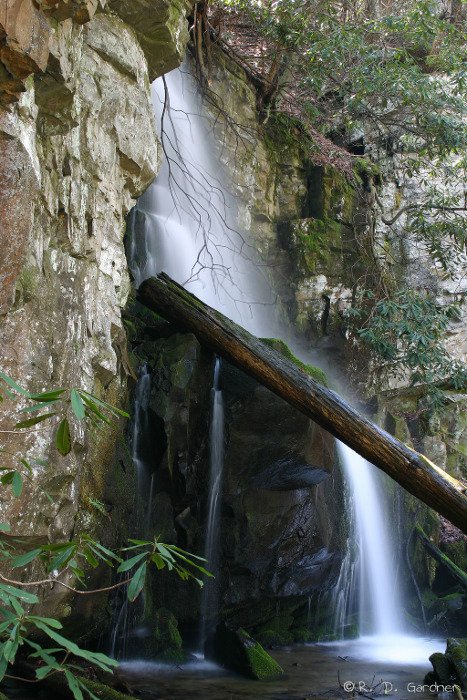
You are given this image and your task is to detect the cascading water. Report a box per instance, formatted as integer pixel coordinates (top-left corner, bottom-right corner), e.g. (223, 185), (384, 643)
(127, 65), (279, 339)
(329, 442), (442, 664)
(110, 365), (153, 659)
(199, 357), (225, 650)
(331, 534), (358, 640)
(125, 60), (441, 667)
(334, 442), (403, 637)
(131, 365), (153, 533)
(126, 64), (282, 650)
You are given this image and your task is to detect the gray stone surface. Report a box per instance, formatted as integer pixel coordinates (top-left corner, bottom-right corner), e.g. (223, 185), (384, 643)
(0, 1), (189, 629)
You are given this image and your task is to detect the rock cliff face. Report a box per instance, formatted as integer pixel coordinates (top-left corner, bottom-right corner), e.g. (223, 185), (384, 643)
(129, 330), (342, 646)
(0, 0), (464, 648)
(0, 0), (189, 629)
(129, 49), (466, 642)
(199, 48), (376, 363)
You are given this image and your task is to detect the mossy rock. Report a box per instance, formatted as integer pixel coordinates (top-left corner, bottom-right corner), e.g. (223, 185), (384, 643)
(423, 671), (437, 685)
(154, 608), (183, 654)
(353, 157), (382, 182)
(444, 539), (467, 573)
(79, 679), (135, 700)
(277, 217), (343, 279)
(256, 629), (293, 648)
(261, 338), (328, 386)
(206, 623), (284, 680)
(446, 638), (467, 689)
(428, 652), (457, 684)
(292, 628), (313, 643)
(156, 647), (187, 664)
(256, 607), (295, 637)
(422, 590), (465, 616)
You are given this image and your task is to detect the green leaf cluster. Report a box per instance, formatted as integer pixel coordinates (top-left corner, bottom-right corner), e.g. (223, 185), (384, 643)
(118, 539), (213, 602)
(0, 371), (129, 467)
(349, 288), (467, 408)
(0, 371), (212, 698)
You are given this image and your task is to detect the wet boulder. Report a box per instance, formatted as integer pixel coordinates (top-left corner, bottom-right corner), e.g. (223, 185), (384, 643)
(153, 608), (185, 663)
(205, 623), (283, 680)
(428, 652), (457, 685)
(426, 639), (467, 691)
(446, 638), (467, 690)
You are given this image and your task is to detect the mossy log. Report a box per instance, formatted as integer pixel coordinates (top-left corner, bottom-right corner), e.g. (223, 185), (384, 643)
(138, 274), (467, 534)
(416, 526), (467, 590)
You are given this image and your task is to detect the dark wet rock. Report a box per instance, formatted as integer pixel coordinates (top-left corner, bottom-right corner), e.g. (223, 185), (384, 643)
(256, 629), (293, 648)
(206, 623), (284, 680)
(446, 638), (467, 690)
(428, 652), (457, 685)
(423, 671), (437, 686)
(252, 458), (329, 490)
(136, 334), (344, 641)
(153, 608), (186, 663)
(221, 365), (342, 612)
(153, 492), (177, 543)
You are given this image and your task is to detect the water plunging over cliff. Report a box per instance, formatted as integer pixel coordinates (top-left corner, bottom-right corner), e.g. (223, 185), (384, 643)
(199, 357), (225, 649)
(127, 66), (279, 338)
(126, 62), (434, 664)
(335, 442), (404, 636)
(329, 442), (443, 664)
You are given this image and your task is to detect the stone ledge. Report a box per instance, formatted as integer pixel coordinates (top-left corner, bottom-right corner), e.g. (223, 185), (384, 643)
(0, 0), (51, 104)
(108, 0), (191, 80)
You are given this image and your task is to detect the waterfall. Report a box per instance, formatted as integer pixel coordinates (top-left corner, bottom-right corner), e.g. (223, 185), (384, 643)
(110, 365), (153, 658)
(326, 444), (444, 664)
(126, 64), (282, 648)
(335, 442), (404, 638)
(124, 60), (434, 664)
(127, 65), (279, 339)
(199, 357), (225, 650)
(331, 535), (358, 639)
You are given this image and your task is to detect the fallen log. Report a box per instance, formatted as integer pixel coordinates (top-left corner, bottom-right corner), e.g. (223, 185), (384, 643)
(415, 526), (467, 590)
(138, 273), (467, 534)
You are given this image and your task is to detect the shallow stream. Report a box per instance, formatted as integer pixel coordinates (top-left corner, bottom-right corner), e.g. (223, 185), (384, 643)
(117, 638), (452, 700)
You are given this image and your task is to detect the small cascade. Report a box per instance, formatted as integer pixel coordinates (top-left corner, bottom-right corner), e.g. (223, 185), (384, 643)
(333, 441), (404, 638)
(110, 365), (153, 659)
(199, 357), (225, 650)
(131, 365), (152, 535)
(331, 535), (358, 639)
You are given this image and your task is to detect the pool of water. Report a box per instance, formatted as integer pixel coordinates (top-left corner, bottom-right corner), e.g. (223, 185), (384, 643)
(322, 635), (445, 665)
(117, 638), (455, 700)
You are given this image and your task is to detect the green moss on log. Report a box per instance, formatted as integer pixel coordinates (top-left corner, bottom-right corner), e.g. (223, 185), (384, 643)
(416, 526), (467, 589)
(261, 338), (328, 385)
(238, 629), (284, 680)
(206, 624), (283, 680)
(444, 538), (467, 573)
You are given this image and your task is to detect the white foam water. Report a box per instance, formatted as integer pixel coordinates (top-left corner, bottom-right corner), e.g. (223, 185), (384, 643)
(127, 65), (280, 338)
(324, 634), (444, 666)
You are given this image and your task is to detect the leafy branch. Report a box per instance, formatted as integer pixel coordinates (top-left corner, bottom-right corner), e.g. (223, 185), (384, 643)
(346, 288), (467, 409)
(0, 371), (212, 699)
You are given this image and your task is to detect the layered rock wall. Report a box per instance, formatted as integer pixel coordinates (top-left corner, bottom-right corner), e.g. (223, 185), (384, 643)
(0, 0), (189, 627)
